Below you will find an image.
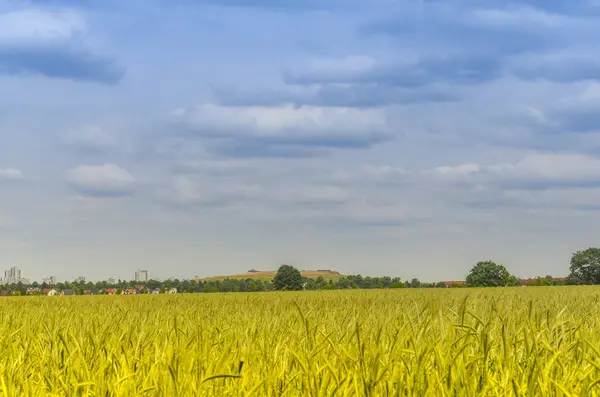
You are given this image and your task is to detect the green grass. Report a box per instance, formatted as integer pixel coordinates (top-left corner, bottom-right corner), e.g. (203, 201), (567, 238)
(2, 287), (600, 395)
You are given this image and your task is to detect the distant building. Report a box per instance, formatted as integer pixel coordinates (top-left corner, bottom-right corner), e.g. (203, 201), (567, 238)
(1, 266), (22, 285)
(107, 278), (116, 285)
(43, 276), (57, 285)
(135, 269), (149, 282)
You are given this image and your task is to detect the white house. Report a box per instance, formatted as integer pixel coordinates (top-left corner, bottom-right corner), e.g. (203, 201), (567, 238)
(166, 288), (177, 294)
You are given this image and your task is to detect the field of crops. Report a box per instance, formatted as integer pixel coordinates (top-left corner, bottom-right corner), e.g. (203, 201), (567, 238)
(2, 288), (600, 396)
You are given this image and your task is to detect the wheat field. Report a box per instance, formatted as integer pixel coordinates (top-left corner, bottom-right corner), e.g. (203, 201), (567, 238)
(1, 288), (600, 396)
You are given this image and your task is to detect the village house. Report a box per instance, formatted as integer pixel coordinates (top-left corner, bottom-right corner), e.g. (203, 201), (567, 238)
(26, 287), (42, 295)
(134, 286), (146, 294)
(519, 277), (568, 286)
(106, 288), (117, 295)
(166, 288), (177, 294)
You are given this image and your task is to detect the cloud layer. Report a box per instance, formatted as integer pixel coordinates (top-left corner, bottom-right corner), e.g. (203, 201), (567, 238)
(2, 0), (600, 281)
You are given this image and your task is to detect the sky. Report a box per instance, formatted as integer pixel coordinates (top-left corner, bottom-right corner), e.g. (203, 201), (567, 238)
(2, 0), (600, 282)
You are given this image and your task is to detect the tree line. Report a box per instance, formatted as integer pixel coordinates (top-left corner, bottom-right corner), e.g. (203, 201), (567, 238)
(457, 247), (600, 287)
(4, 247), (600, 295)
(4, 273), (425, 295)
(272, 247), (600, 290)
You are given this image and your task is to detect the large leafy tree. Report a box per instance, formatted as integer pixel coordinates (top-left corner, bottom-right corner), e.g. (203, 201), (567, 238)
(273, 265), (303, 291)
(569, 248), (600, 285)
(465, 261), (515, 287)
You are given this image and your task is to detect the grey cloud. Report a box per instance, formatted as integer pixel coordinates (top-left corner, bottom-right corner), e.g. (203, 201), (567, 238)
(361, 9), (563, 55)
(506, 95), (600, 136)
(208, 141), (330, 158)
(0, 45), (125, 84)
(169, 104), (394, 158)
(512, 59), (600, 84)
(284, 53), (503, 88)
(552, 107), (600, 133)
(213, 83), (457, 108)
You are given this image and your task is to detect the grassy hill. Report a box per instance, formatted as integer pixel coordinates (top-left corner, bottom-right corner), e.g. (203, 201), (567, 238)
(195, 269), (343, 282)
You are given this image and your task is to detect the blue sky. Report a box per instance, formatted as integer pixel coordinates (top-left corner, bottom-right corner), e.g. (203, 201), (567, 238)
(2, 0), (600, 281)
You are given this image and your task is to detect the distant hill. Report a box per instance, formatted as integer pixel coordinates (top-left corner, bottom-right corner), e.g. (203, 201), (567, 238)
(195, 269), (343, 282)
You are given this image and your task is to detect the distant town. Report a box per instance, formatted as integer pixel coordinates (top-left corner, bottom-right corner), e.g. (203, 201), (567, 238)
(0, 266), (152, 286)
(0, 266), (179, 296)
(0, 264), (575, 297)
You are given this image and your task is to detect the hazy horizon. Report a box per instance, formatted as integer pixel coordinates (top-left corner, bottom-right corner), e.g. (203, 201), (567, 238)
(2, 0), (599, 281)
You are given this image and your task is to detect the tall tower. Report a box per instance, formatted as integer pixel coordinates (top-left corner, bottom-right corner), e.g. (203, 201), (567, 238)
(135, 269), (149, 282)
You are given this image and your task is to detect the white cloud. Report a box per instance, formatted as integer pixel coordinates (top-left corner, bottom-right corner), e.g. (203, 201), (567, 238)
(166, 176), (262, 206)
(0, 168), (24, 181)
(433, 153), (600, 186)
(364, 165), (406, 177)
(63, 125), (116, 151)
(274, 186), (350, 205)
(172, 103), (389, 142)
(0, 6), (122, 84)
(435, 163), (481, 176)
(490, 153), (600, 182)
(0, 9), (86, 45)
(66, 164), (136, 196)
(470, 6), (566, 27)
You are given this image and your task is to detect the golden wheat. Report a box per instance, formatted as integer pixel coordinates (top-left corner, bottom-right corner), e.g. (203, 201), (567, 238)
(1, 288), (600, 396)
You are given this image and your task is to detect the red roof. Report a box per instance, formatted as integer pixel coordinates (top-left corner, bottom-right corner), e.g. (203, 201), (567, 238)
(441, 280), (465, 286)
(519, 277), (568, 285)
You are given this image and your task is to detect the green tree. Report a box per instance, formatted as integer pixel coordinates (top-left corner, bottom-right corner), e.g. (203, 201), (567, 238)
(466, 261), (515, 287)
(569, 248), (600, 284)
(273, 265), (303, 291)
